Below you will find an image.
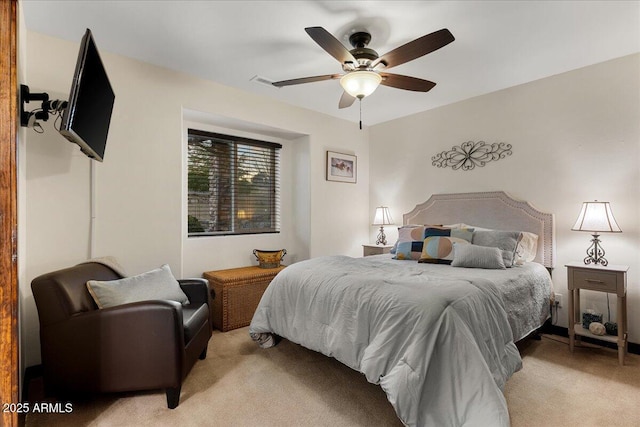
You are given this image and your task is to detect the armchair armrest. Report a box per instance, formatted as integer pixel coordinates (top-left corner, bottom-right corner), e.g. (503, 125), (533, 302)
(179, 278), (213, 306)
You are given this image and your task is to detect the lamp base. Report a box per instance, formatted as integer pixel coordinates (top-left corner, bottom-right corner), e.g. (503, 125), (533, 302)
(376, 226), (387, 246)
(583, 233), (608, 266)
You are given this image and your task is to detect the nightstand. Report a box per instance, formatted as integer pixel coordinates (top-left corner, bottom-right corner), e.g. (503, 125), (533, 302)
(566, 262), (628, 365)
(363, 244), (393, 257)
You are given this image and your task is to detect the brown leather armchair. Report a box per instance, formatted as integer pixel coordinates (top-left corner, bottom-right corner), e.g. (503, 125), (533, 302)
(31, 261), (212, 409)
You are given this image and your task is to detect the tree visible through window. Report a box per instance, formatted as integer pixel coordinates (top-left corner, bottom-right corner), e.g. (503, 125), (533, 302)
(187, 129), (281, 236)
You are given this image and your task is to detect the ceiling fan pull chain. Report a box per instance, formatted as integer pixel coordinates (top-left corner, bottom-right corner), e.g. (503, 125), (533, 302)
(359, 98), (362, 130)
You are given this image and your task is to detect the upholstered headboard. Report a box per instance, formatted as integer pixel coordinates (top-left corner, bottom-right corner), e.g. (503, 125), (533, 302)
(403, 191), (555, 268)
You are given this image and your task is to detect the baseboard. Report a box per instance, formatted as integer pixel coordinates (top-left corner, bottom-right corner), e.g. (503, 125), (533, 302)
(541, 324), (639, 355)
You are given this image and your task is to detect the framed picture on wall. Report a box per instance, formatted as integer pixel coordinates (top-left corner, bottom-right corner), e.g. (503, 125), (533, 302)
(326, 151), (357, 183)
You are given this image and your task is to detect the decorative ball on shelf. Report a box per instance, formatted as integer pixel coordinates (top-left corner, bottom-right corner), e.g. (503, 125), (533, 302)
(589, 322), (606, 336)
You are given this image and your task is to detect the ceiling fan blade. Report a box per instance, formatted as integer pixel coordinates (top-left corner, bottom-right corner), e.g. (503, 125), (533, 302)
(338, 91), (356, 109)
(305, 26), (358, 66)
(380, 73), (436, 92)
(371, 28), (454, 69)
(272, 74), (341, 87)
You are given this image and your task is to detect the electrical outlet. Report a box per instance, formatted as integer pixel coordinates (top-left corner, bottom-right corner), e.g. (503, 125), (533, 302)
(554, 293), (563, 308)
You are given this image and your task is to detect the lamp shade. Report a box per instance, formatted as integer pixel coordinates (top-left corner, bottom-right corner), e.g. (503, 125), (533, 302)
(572, 201), (621, 233)
(340, 71), (382, 98)
(372, 206), (394, 226)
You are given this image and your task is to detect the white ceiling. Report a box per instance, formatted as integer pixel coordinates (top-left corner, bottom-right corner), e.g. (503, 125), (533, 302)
(21, 1), (640, 126)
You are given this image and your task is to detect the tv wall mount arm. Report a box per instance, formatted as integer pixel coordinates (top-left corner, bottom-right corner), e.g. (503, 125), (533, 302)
(20, 84), (68, 128)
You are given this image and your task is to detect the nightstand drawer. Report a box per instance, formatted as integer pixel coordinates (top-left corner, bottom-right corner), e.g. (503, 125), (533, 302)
(572, 269), (618, 292)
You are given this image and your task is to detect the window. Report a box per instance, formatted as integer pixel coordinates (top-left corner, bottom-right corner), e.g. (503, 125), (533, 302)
(187, 129), (281, 236)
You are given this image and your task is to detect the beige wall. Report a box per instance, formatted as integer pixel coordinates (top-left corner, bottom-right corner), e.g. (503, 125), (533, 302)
(370, 53), (640, 342)
(20, 31), (370, 367)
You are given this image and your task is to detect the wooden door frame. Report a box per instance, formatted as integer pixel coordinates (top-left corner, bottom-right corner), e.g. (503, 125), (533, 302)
(0, 0), (19, 426)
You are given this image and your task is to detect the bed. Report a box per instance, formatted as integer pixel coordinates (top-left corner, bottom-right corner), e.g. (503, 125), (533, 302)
(249, 191), (555, 426)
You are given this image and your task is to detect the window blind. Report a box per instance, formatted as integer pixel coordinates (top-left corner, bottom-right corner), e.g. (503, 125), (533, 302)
(187, 129), (281, 236)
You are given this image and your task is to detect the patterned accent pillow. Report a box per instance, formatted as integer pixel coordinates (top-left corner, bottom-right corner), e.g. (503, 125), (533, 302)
(400, 225), (430, 241)
(394, 240), (425, 260)
(393, 225), (446, 260)
(419, 236), (471, 264)
(418, 227), (474, 264)
(423, 226), (451, 238)
(390, 225), (423, 255)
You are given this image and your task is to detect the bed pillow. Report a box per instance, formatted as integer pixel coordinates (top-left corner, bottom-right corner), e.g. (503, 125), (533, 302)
(444, 223), (464, 229)
(419, 236), (471, 264)
(394, 240), (425, 260)
(459, 224), (538, 265)
(391, 225), (424, 256)
(451, 244), (506, 269)
(471, 230), (522, 267)
(390, 224), (422, 254)
(425, 226), (474, 240)
(393, 225), (445, 260)
(86, 264), (189, 309)
(393, 225), (473, 261)
(515, 231), (539, 264)
(418, 227), (474, 264)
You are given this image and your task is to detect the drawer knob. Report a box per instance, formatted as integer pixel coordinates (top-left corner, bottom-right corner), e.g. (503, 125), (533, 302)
(585, 279), (605, 284)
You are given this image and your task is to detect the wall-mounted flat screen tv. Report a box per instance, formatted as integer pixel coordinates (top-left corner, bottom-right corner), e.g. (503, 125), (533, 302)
(60, 29), (115, 162)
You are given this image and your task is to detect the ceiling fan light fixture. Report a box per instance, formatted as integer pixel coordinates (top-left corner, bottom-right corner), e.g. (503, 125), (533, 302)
(340, 71), (382, 98)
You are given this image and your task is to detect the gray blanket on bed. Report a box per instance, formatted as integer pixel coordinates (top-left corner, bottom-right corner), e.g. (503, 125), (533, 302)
(250, 255), (538, 426)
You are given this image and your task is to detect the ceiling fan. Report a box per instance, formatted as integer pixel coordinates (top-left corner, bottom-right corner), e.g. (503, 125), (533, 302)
(272, 26), (455, 110)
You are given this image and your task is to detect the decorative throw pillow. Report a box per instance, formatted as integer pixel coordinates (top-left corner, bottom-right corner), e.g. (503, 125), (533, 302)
(418, 227), (474, 264)
(390, 224), (422, 254)
(391, 225), (424, 256)
(423, 226), (451, 238)
(394, 240), (425, 260)
(393, 225), (472, 261)
(86, 264), (189, 309)
(471, 230), (522, 267)
(399, 225), (429, 242)
(451, 244), (506, 269)
(419, 236), (471, 264)
(393, 225), (438, 260)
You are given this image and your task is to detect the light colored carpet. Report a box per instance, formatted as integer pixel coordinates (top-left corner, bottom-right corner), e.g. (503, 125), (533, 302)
(26, 329), (639, 426)
(505, 335), (640, 426)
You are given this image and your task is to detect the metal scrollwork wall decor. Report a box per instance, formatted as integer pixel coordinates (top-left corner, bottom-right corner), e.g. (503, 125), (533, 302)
(431, 141), (512, 171)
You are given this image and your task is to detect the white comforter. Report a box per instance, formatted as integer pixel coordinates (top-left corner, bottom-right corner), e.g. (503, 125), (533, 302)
(250, 255), (526, 426)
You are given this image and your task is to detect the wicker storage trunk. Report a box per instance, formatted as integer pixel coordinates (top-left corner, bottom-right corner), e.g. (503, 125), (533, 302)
(203, 265), (286, 332)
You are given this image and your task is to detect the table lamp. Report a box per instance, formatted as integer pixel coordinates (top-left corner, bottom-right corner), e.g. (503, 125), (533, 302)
(571, 201), (621, 266)
(372, 206), (394, 246)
